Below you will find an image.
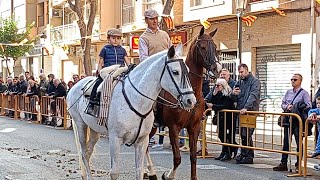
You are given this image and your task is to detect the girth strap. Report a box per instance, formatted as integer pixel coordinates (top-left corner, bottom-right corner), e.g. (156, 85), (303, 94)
(121, 79), (153, 147)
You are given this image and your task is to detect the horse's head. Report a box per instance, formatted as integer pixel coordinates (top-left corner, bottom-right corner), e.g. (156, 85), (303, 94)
(193, 26), (222, 78)
(160, 46), (196, 110)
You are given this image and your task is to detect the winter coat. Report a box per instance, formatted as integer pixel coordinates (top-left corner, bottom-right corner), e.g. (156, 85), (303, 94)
(46, 81), (55, 95)
(52, 83), (67, 98)
(230, 73), (261, 111)
(26, 85), (40, 97)
(39, 79), (48, 97)
(99, 44), (127, 67)
(291, 101), (312, 135)
(17, 80), (28, 94)
(206, 91), (234, 125)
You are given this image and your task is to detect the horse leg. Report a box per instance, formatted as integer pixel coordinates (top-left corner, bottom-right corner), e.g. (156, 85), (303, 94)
(134, 137), (149, 180)
(146, 148), (157, 180)
(163, 127), (181, 180)
(72, 121), (92, 180)
(187, 122), (201, 180)
(109, 136), (121, 180)
(86, 128), (100, 165)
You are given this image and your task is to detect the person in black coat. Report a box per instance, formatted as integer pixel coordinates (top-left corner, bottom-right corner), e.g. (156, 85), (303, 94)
(205, 78), (236, 161)
(46, 74), (55, 96)
(24, 80), (40, 121)
(17, 74), (28, 94)
(48, 79), (67, 127)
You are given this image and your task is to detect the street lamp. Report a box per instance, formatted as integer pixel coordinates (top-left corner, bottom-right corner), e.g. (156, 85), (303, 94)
(40, 33), (47, 73)
(235, 0), (248, 64)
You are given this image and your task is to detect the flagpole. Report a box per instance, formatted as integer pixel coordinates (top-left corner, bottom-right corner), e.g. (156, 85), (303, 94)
(237, 11), (243, 65)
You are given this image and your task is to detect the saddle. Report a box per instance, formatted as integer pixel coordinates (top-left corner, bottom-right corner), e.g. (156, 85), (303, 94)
(83, 64), (129, 97)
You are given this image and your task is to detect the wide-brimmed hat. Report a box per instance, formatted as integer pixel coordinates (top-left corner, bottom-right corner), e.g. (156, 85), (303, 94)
(107, 28), (122, 37)
(144, 9), (159, 18)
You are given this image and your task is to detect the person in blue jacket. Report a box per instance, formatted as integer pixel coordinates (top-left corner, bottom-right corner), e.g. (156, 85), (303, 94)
(308, 96), (320, 171)
(87, 28), (130, 114)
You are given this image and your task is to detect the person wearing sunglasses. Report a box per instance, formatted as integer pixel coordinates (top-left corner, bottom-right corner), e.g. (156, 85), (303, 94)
(273, 73), (311, 171)
(205, 78), (235, 161)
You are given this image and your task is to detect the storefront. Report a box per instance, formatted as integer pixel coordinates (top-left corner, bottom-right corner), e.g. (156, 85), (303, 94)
(256, 44), (301, 112)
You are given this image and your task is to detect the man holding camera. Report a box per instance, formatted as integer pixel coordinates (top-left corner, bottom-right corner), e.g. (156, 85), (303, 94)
(231, 64), (261, 164)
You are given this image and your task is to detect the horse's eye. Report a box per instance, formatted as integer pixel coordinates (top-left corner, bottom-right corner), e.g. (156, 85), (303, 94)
(172, 70), (179, 75)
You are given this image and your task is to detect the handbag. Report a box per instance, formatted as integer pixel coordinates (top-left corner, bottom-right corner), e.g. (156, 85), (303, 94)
(212, 115), (217, 125)
(278, 88), (303, 127)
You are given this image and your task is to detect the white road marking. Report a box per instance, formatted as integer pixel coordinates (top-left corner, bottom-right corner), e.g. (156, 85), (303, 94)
(0, 128), (16, 133)
(241, 164), (275, 169)
(196, 164), (227, 170)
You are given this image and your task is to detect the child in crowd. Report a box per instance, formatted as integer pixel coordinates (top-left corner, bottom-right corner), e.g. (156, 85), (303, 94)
(307, 97), (320, 170)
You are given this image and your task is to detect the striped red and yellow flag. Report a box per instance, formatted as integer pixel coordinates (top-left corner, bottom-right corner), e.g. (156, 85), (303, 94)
(162, 16), (174, 30)
(241, 15), (257, 27)
(200, 18), (211, 29)
(271, 7), (285, 16)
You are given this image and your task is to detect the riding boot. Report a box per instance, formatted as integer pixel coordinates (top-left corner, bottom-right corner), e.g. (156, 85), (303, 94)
(86, 102), (95, 115)
(94, 92), (101, 105)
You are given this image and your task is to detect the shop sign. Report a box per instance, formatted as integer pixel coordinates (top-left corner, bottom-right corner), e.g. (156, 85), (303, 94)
(130, 36), (139, 52)
(169, 32), (187, 46)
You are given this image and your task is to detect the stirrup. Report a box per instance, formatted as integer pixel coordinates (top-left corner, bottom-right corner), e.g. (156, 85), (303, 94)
(85, 103), (99, 117)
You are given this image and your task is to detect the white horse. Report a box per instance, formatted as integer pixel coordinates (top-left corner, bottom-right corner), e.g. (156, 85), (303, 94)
(67, 45), (197, 180)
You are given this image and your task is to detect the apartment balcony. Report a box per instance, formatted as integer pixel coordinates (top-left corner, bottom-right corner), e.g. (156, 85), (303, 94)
(50, 17), (100, 45)
(183, 0), (233, 22)
(52, 0), (67, 7)
(249, 0), (278, 12)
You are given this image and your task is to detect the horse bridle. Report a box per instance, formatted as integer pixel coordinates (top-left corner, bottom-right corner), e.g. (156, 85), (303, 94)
(191, 37), (219, 78)
(122, 58), (194, 146)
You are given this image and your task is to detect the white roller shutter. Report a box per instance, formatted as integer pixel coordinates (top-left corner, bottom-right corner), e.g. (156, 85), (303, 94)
(256, 44), (301, 112)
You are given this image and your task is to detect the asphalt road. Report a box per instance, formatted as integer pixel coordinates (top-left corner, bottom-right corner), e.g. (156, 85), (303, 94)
(0, 117), (320, 180)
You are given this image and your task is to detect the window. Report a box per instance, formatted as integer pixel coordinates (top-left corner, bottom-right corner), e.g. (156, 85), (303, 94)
(122, 0), (135, 25)
(250, 0), (267, 2)
(37, 2), (45, 27)
(190, 0), (217, 7)
(190, 0), (202, 7)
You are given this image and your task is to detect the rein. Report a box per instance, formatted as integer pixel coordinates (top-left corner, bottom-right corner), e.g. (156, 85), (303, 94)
(122, 78), (153, 147)
(122, 58), (193, 146)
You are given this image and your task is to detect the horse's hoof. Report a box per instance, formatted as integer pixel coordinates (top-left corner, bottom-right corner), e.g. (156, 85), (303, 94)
(162, 172), (173, 180)
(149, 174), (158, 180)
(161, 172), (166, 180)
(143, 173), (149, 179)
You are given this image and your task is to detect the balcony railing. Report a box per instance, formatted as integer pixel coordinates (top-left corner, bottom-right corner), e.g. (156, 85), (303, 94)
(50, 17), (100, 44)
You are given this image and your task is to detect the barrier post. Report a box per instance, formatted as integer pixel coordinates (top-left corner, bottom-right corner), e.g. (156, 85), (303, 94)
(63, 98), (67, 129)
(14, 95), (18, 119)
(201, 117), (207, 159)
(0, 94), (4, 115)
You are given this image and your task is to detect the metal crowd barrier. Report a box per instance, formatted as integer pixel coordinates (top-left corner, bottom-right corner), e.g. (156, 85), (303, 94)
(0, 93), (71, 130)
(197, 109), (305, 177)
(304, 119), (319, 177)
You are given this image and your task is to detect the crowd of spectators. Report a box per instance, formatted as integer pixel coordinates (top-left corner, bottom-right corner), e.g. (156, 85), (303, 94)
(0, 71), (85, 127)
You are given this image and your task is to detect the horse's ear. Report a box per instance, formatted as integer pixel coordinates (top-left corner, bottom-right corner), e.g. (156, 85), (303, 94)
(167, 45), (175, 58)
(209, 28), (218, 37)
(175, 43), (183, 57)
(199, 26), (204, 37)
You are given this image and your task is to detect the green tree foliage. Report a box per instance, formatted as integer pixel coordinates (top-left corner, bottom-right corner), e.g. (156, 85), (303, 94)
(0, 16), (36, 74)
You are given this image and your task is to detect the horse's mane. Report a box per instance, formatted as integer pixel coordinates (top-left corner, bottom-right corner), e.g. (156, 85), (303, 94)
(138, 50), (168, 67)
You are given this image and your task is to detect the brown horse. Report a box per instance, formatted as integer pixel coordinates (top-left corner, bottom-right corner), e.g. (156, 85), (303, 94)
(146, 27), (221, 180)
